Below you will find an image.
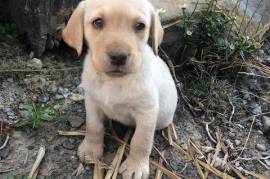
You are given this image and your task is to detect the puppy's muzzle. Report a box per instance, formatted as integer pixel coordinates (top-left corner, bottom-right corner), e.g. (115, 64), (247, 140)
(107, 49), (130, 66)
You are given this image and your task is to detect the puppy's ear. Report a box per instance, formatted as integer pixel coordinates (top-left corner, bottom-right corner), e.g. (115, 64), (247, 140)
(62, 1), (85, 56)
(150, 10), (164, 56)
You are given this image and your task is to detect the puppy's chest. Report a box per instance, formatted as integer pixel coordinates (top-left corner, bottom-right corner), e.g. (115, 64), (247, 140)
(91, 81), (141, 123)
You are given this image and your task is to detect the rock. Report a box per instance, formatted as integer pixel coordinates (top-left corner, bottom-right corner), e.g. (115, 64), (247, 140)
(68, 116), (85, 128)
(249, 102), (262, 115)
(265, 159), (270, 166)
(53, 104), (61, 110)
(62, 138), (76, 150)
(256, 144), (267, 152)
(235, 161), (240, 167)
(262, 116), (270, 134)
(8, 115), (16, 120)
(6, 111), (15, 116)
(213, 157), (225, 169)
(0, 148), (10, 159)
(228, 132), (236, 139)
(225, 139), (235, 150)
(243, 93), (251, 101)
(234, 140), (241, 146)
(70, 93), (84, 101)
(70, 155), (78, 165)
(4, 108), (12, 113)
(19, 110), (30, 118)
(37, 96), (50, 103)
(27, 58), (43, 69)
(55, 94), (64, 100)
(29, 51), (35, 59)
(59, 87), (70, 98)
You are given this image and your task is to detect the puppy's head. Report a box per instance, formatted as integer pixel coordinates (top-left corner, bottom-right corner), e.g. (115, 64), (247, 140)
(63, 0), (163, 77)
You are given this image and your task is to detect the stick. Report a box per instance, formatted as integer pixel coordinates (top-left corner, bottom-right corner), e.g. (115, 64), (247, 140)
(72, 163), (85, 176)
(229, 164), (248, 179)
(198, 160), (235, 179)
(0, 134), (9, 150)
(228, 96), (235, 123)
(233, 116), (256, 162)
(94, 161), (104, 179)
(150, 160), (181, 179)
(170, 123), (178, 140)
(28, 146), (46, 179)
(106, 129), (132, 179)
(155, 151), (165, 179)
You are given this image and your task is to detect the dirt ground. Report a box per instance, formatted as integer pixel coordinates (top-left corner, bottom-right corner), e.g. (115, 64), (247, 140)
(0, 38), (270, 178)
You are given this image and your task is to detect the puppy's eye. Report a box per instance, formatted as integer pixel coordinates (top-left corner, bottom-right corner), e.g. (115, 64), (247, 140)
(134, 22), (145, 32)
(93, 18), (104, 29)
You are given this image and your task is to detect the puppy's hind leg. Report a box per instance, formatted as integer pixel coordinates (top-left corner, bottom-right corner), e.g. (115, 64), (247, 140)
(78, 95), (105, 163)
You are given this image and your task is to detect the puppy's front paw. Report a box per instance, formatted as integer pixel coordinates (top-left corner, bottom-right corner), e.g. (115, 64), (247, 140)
(119, 156), (149, 179)
(77, 139), (103, 163)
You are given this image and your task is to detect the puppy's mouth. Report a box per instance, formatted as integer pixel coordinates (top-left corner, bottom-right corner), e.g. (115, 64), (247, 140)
(106, 70), (127, 77)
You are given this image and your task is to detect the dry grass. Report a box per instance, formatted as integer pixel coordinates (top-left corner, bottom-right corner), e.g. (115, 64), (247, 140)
(58, 121), (268, 179)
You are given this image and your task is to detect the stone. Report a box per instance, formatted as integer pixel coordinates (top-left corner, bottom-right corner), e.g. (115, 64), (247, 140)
(59, 87), (70, 98)
(249, 102), (262, 115)
(4, 108), (12, 113)
(262, 116), (270, 133)
(70, 93), (84, 101)
(234, 140), (241, 146)
(213, 157), (225, 169)
(27, 58), (43, 69)
(53, 104), (61, 110)
(55, 94), (64, 100)
(19, 110), (30, 118)
(68, 116), (85, 128)
(62, 138), (76, 150)
(256, 144), (267, 152)
(0, 148), (10, 159)
(37, 96), (50, 103)
(6, 111), (15, 116)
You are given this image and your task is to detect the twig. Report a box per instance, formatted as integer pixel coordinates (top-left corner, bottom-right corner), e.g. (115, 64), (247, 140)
(58, 130), (85, 136)
(0, 134), (9, 150)
(204, 123), (217, 143)
(240, 168), (268, 179)
(72, 163), (85, 176)
(155, 151), (165, 179)
(257, 159), (270, 171)
(28, 146), (46, 179)
(233, 116), (256, 163)
(198, 160), (235, 179)
(238, 72), (270, 79)
(162, 131), (190, 157)
(94, 161), (104, 179)
(229, 164), (247, 179)
(167, 127), (174, 146)
(153, 146), (175, 172)
(228, 96), (235, 123)
(108, 129), (132, 179)
(170, 123), (178, 140)
(204, 129), (222, 178)
(150, 160), (181, 179)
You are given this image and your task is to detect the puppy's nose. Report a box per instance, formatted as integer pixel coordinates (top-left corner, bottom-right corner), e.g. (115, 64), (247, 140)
(107, 50), (129, 66)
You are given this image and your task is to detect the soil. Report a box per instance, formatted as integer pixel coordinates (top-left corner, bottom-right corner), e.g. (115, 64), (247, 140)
(0, 38), (270, 178)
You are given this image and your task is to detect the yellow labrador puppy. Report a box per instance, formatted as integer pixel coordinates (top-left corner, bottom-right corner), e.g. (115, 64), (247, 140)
(63, 0), (177, 178)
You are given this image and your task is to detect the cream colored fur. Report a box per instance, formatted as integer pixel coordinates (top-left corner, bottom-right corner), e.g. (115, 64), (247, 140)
(63, 0), (177, 178)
